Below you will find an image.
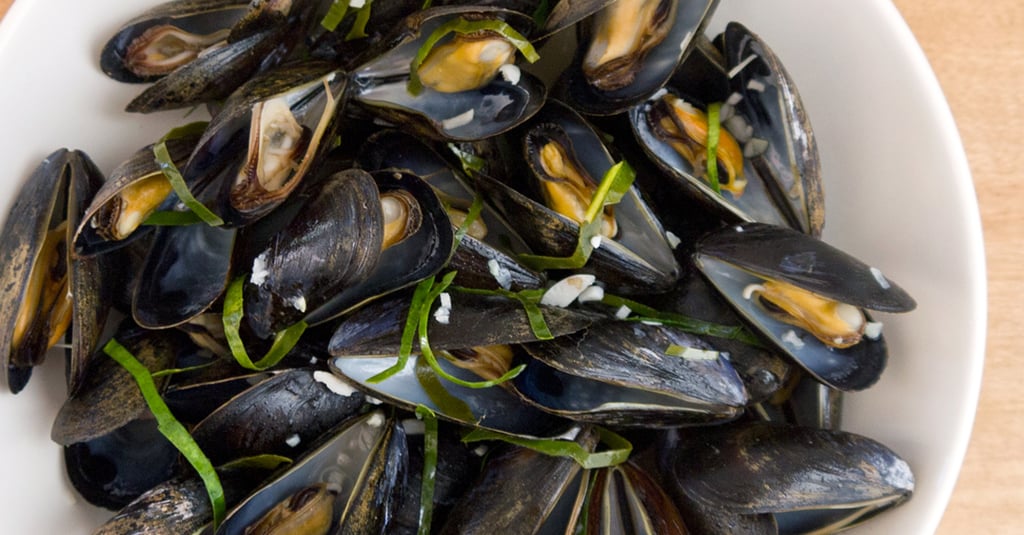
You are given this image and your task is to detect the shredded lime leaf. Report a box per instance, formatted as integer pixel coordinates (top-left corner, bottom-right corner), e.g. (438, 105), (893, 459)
(142, 210), (204, 226)
(151, 360), (217, 378)
(531, 0), (551, 28)
(461, 426), (632, 469)
(414, 355), (475, 422)
(418, 272), (526, 388)
(414, 405), (439, 535)
(320, 0), (349, 31)
(706, 102), (722, 194)
(153, 122), (224, 226)
(447, 143), (486, 176)
(452, 286), (553, 340)
(408, 18), (539, 95)
(222, 276), (308, 371)
(451, 194), (484, 251)
(366, 276), (437, 383)
(103, 339), (226, 527)
(217, 454), (292, 471)
(518, 160), (636, 271)
(600, 293), (764, 347)
(345, 0), (373, 40)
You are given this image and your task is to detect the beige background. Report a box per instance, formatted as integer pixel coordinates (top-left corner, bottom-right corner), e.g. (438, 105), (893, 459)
(0, 0), (1019, 532)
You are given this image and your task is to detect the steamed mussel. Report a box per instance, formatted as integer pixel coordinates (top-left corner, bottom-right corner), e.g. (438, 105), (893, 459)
(0, 1), (926, 534)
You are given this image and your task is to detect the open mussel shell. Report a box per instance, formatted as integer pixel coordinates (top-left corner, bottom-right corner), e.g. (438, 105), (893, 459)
(560, 0), (719, 115)
(214, 410), (406, 535)
(184, 61), (347, 226)
(694, 222), (915, 391)
(100, 0), (250, 83)
(357, 129), (544, 291)
(243, 167), (453, 338)
(661, 422), (914, 533)
(514, 320), (748, 426)
(189, 369), (366, 466)
(479, 100), (679, 294)
(73, 134), (200, 257)
(440, 426), (598, 534)
(352, 6), (546, 141)
(719, 22), (824, 236)
(330, 354), (573, 438)
(0, 149), (109, 393)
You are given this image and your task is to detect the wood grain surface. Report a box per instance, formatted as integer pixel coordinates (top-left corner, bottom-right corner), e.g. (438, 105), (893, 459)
(0, 0), (1017, 533)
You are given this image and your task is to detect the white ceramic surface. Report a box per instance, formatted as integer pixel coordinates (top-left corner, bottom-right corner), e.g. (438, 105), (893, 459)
(0, 1), (985, 533)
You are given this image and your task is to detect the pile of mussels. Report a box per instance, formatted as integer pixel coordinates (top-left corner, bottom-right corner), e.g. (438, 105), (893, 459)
(0, 0), (920, 533)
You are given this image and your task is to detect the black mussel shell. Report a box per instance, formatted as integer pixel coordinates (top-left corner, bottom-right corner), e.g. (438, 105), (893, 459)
(515, 320), (748, 426)
(0, 149), (109, 393)
(100, 0), (250, 83)
(561, 0), (719, 115)
(243, 167), (453, 337)
(694, 222), (914, 392)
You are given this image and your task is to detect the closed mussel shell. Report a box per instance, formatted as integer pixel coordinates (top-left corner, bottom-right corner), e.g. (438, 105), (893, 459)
(515, 320), (748, 426)
(584, 461), (689, 535)
(189, 368), (367, 466)
(661, 422), (914, 533)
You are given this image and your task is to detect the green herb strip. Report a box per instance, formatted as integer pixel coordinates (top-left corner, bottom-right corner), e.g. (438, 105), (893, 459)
(451, 194), (484, 251)
(706, 102), (722, 194)
(345, 0), (373, 40)
(366, 275), (436, 384)
(142, 210), (204, 227)
(153, 122), (224, 226)
(518, 161), (636, 271)
(531, 0), (551, 28)
(601, 293), (765, 347)
(151, 360), (217, 378)
(414, 405), (439, 535)
(452, 286), (553, 340)
(222, 276), (308, 371)
(320, 0), (349, 31)
(461, 426), (632, 469)
(217, 454), (292, 472)
(419, 272), (526, 388)
(408, 18), (540, 95)
(103, 339), (226, 527)
(414, 355), (475, 422)
(447, 143), (486, 176)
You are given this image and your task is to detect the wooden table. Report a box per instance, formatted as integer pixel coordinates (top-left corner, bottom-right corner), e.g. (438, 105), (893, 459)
(0, 0), (1017, 532)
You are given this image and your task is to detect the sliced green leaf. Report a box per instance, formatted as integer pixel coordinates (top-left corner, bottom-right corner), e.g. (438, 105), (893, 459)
(600, 293), (765, 347)
(518, 160), (636, 271)
(461, 426), (632, 469)
(452, 286), (553, 340)
(217, 454), (292, 471)
(451, 194), (484, 251)
(414, 405), (439, 535)
(103, 338), (225, 527)
(320, 0), (349, 31)
(706, 102), (722, 194)
(447, 143), (486, 176)
(222, 276), (308, 371)
(142, 210), (204, 227)
(366, 276), (437, 384)
(408, 17), (540, 95)
(151, 360), (217, 378)
(414, 355), (475, 422)
(154, 122), (223, 226)
(345, 0), (373, 40)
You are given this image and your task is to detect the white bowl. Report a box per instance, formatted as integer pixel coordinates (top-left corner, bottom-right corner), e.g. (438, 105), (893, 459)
(0, 0), (985, 533)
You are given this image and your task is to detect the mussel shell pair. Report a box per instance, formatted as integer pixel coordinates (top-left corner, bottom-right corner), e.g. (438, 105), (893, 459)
(561, 0), (720, 115)
(694, 222), (916, 392)
(0, 149), (110, 393)
(478, 100), (680, 294)
(631, 22), (823, 236)
(351, 6), (547, 141)
(660, 422), (914, 533)
(243, 167), (453, 338)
